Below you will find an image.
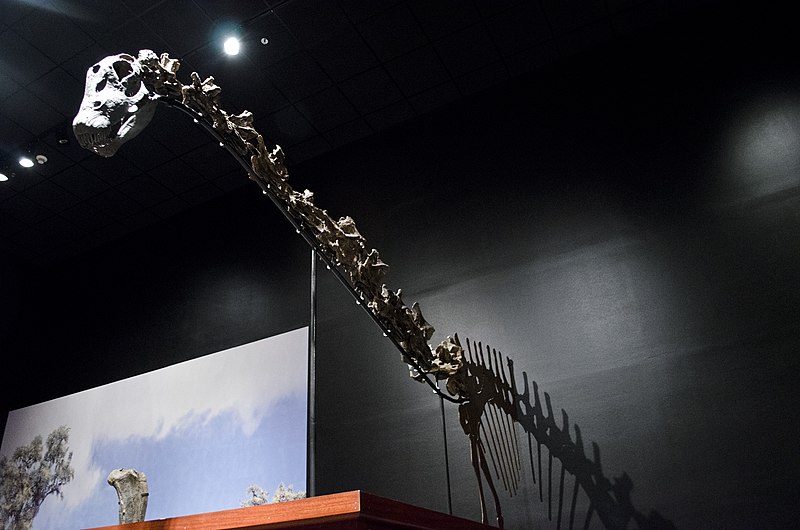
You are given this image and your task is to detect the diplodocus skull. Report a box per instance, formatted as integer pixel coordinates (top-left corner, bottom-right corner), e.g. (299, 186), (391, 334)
(73, 53), (157, 157)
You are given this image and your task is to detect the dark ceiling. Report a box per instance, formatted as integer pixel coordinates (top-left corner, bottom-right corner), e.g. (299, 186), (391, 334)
(1, 0), (707, 267)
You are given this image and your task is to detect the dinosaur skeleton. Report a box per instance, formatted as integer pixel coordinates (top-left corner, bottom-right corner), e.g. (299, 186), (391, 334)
(73, 50), (673, 530)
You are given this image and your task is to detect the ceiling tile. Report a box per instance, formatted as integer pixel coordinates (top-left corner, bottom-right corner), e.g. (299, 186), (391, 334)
(286, 135), (331, 164)
(364, 99), (415, 132)
(61, 45), (112, 84)
(92, 187), (145, 221)
(0, 205), (27, 235)
(149, 195), (190, 219)
(0, 68), (21, 101)
(116, 175), (176, 207)
(261, 105), (316, 147)
(454, 61), (510, 96)
(357, 4), (428, 62)
(148, 158), (206, 194)
(4, 167), (46, 193)
(15, 7), (94, 64)
(0, 91), (65, 136)
(234, 78), (291, 120)
(111, 132), (176, 172)
(0, 183), (19, 203)
(338, 66), (403, 115)
(338, 0), (405, 24)
(27, 67), (84, 117)
(556, 20), (615, 58)
(485, 2), (553, 56)
(471, 0), (527, 18)
(60, 201), (115, 231)
(324, 118), (373, 148)
(540, 0), (609, 35)
(119, 207), (161, 231)
(407, 81), (460, 115)
(179, 180), (223, 206)
(385, 45), (450, 97)
(6, 224), (64, 256)
(296, 87), (359, 132)
(181, 142), (240, 181)
(275, 0), (349, 48)
(95, 17), (169, 57)
(152, 108), (213, 157)
(263, 51), (333, 104)
(121, 0), (167, 16)
(243, 12), (302, 69)
(56, 0), (136, 35)
(213, 169), (249, 193)
(434, 24), (502, 78)
(23, 180), (81, 213)
(309, 27), (378, 83)
(51, 166), (110, 199)
(34, 216), (82, 243)
(1, 2), (34, 25)
(140, 0), (215, 56)
(1, 193), (52, 224)
(0, 29), (57, 86)
(407, 0), (482, 41)
(0, 114), (30, 151)
(611, 0), (672, 35)
(504, 41), (559, 77)
(81, 150), (144, 185)
(192, 0), (270, 22)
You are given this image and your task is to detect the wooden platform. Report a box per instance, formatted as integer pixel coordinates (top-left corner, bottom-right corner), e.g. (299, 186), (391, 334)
(86, 490), (496, 530)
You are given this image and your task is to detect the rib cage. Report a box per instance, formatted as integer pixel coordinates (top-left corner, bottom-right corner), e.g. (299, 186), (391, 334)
(458, 336), (675, 530)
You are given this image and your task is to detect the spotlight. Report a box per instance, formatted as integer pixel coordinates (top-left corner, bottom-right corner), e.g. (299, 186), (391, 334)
(224, 36), (240, 56)
(19, 156), (34, 168)
(0, 173), (8, 182)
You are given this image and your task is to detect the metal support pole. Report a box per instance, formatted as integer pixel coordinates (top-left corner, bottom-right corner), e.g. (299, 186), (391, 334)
(439, 385), (453, 515)
(307, 249), (317, 498)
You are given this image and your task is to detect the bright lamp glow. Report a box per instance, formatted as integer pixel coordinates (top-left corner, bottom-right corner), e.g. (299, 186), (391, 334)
(223, 37), (240, 55)
(0, 173), (8, 182)
(18, 156), (34, 168)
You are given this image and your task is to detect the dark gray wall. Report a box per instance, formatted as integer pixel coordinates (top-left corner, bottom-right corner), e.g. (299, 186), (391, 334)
(3, 4), (799, 528)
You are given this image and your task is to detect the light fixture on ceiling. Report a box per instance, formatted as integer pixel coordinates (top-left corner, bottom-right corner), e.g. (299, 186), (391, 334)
(0, 172), (8, 182)
(18, 156), (34, 168)
(223, 36), (240, 56)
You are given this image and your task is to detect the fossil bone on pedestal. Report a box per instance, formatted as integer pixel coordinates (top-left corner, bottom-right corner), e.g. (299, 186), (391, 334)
(108, 468), (148, 524)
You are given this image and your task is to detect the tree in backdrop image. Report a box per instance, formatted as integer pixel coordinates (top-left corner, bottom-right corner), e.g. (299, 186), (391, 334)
(0, 426), (74, 530)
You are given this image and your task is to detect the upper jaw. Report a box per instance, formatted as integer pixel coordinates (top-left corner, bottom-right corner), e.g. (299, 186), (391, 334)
(74, 114), (128, 157)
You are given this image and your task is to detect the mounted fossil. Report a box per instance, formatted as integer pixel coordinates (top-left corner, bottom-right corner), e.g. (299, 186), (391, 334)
(73, 49), (673, 530)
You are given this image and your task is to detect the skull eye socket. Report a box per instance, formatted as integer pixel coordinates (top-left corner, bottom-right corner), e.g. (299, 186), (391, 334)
(95, 78), (107, 92)
(112, 60), (133, 80)
(124, 78), (142, 98)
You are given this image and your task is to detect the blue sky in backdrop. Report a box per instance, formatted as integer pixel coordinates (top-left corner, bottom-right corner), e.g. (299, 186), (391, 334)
(1, 328), (308, 530)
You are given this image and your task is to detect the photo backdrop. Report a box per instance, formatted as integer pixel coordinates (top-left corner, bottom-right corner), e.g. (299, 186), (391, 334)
(0, 327), (308, 530)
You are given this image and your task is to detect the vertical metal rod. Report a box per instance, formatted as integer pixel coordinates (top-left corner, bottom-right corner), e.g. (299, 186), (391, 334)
(439, 388), (453, 515)
(306, 249), (317, 498)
